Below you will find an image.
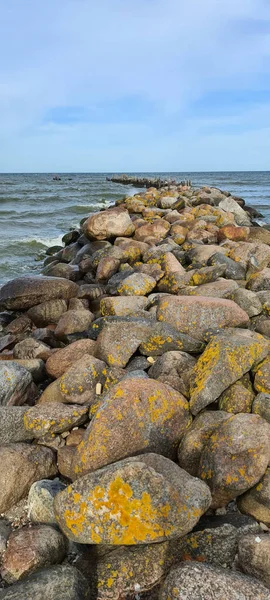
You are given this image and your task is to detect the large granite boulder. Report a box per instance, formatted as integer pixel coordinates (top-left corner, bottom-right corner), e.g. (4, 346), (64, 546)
(83, 207), (134, 240)
(0, 276), (78, 310)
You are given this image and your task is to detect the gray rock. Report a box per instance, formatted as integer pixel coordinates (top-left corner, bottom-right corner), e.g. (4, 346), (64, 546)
(0, 407), (33, 443)
(219, 197), (251, 226)
(0, 362), (36, 406)
(238, 533), (270, 588)
(252, 392), (270, 423)
(232, 288), (263, 317)
(159, 561), (270, 599)
(0, 519), (11, 555)
(0, 277), (78, 311)
(28, 479), (66, 524)
(0, 565), (89, 599)
(208, 252), (246, 280)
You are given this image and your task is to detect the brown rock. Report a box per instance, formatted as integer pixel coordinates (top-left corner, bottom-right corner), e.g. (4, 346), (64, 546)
(83, 207), (135, 240)
(218, 381), (255, 413)
(95, 319), (151, 367)
(66, 428), (85, 447)
(238, 533), (270, 588)
(57, 446), (76, 480)
(27, 299), (68, 327)
(96, 257), (120, 281)
(45, 339), (96, 379)
(13, 338), (51, 360)
(254, 356), (270, 394)
(0, 276), (78, 310)
(73, 377), (191, 477)
(54, 309), (94, 338)
(134, 220), (170, 242)
(218, 225), (249, 242)
(0, 443), (57, 512)
(237, 467), (270, 526)
(1, 524), (66, 583)
(24, 403), (88, 438)
(157, 296), (249, 341)
(198, 413), (270, 508)
(117, 272), (156, 295)
(100, 296), (149, 317)
(5, 315), (32, 334)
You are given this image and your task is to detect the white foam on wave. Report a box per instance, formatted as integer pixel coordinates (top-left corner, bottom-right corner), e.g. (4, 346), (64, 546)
(18, 234), (64, 247)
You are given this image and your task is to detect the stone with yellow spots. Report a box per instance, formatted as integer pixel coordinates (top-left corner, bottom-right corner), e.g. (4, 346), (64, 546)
(117, 272), (156, 296)
(184, 278), (239, 299)
(24, 403), (88, 439)
(0, 361), (37, 407)
(54, 453), (211, 544)
(156, 296), (249, 342)
(54, 309), (94, 339)
(38, 355), (106, 406)
(218, 224), (250, 242)
(148, 350), (196, 397)
(198, 413), (270, 508)
(178, 411), (231, 477)
(100, 296), (149, 317)
(190, 330), (269, 415)
(237, 467), (270, 526)
(134, 220), (170, 243)
(230, 243), (270, 271)
(159, 562), (270, 600)
(73, 378), (192, 476)
(188, 264), (226, 287)
(218, 381), (255, 414)
(139, 322), (204, 356)
(254, 356), (270, 394)
(95, 319), (152, 367)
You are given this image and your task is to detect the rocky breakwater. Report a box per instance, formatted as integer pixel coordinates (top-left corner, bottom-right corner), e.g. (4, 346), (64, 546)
(0, 184), (270, 598)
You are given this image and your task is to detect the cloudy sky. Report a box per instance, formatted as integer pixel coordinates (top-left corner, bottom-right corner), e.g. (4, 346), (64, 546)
(1, 0), (270, 172)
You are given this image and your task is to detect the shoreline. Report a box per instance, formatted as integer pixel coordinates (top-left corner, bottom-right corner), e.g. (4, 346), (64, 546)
(0, 182), (269, 597)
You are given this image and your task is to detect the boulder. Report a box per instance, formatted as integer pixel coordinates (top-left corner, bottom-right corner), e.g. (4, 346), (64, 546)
(231, 288), (262, 317)
(83, 207), (134, 240)
(0, 565), (90, 600)
(12, 359), (46, 383)
(24, 404), (88, 438)
(178, 411), (231, 476)
(208, 252), (246, 280)
(95, 318), (151, 367)
(96, 256), (120, 281)
(148, 351), (196, 397)
(198, 413), (270, 508)
(254, 356), (270, 394)
(249, 226), (270, 245)
(1, 524), (67, 583)
(247, 267), (270, 291)
(0, 406), (33, 443)
(134, 220), (170, 242)
(185, 278), (239, 299)
(190, 330), (269, 415)
(13, 338), (51, 360)
(219, 197), (251, 226)
(0, 362), (36, 406)
(139, 321), (204, 355)
(218, 381), (255, 413)
(159, 562), (270, 600)
(237, 467), (270, 526)
(218, 224), (249, 242)
(73, 378), (191, 476)
(0, 443), (57, 512)
(38, 355), (106, 405)
(117, 272), (156, 296)
(54, 453), (211, 544)
(252, 392), (270, 423)
(27, 299), (68, 327)
(238, 533), (270, 588)
(54, 309), (94, 338)
(45, 339), (96, 379)
(157, 296), (249, 341)
(100, 295), (149, 316)
(28, 479), (66, 524)
(0, 277), (78, 310)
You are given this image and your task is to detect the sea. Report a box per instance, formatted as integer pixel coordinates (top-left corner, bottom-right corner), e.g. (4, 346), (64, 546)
(0, 171), (269, 284)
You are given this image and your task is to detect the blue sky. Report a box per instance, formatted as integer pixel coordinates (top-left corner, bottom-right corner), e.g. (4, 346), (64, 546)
(0, 0), (270, 172)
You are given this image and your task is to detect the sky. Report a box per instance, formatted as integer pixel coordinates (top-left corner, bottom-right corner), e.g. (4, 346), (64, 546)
(0, 0), (270, 172)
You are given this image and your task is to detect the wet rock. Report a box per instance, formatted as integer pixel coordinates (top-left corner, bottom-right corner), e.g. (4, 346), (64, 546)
(178, 411), (231, 476)
(27, 299), (68, 327)
(198, 413), (270, 508)
(28, 479), (66, 524)
(0, 443), (57, 512)
(157, 296), (249, 341)
(13, 338), (51, 360)
(0, 276), (78, 310)
(252, 392), (270, 423)
(73, 378), (191, 476)
(238, 533), (270, 588)
(0, 362), (36, 406)
(54, 309), (94, 338)
(159, 561), (270, 599)
(117, 272), (156, 296)
(95, 318), (151, 367)
(0, 564), (90, 600)
(38, 355), (106, 405)
(24, 404), (88, 439)
(1, 524), (67, 583)
(45, 339), (96, 379)
(238, 467), (270, 526)
(83, 207), (134, 240)
(189, 330), (269, 415)
(55, 453), (211, 544)
(0, 406), (33, 443)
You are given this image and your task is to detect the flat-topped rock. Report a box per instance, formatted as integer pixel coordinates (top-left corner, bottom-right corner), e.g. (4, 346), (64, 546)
(0, 276), (78, 310)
